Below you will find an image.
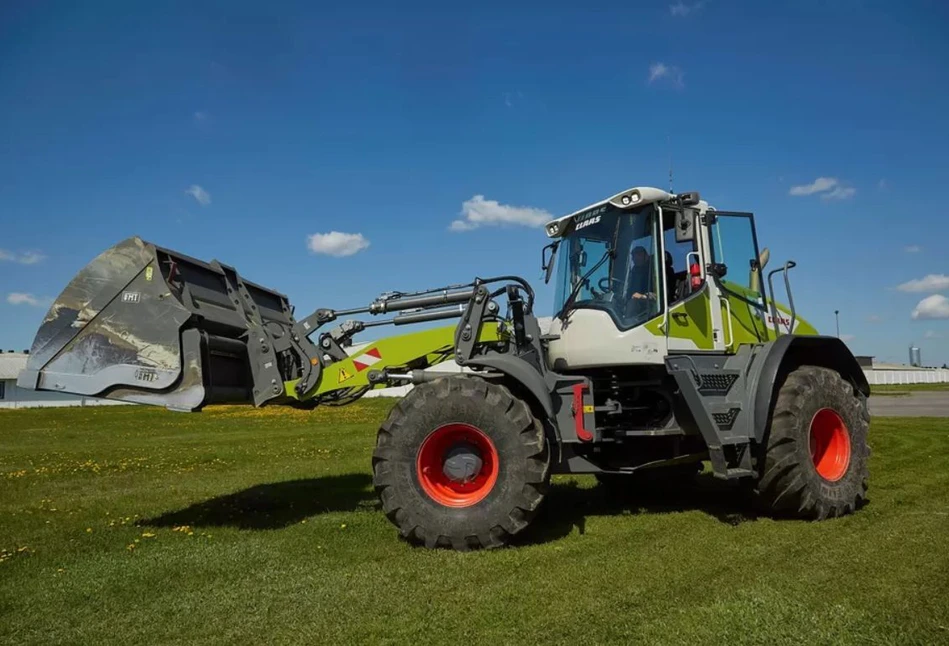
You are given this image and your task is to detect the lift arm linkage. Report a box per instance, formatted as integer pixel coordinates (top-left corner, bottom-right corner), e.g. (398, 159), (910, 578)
(281, 275), (536, 407)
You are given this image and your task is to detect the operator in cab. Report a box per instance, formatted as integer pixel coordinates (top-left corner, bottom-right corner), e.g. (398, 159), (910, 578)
(628, 247), (677, 303)
(628, 246), (653, 301)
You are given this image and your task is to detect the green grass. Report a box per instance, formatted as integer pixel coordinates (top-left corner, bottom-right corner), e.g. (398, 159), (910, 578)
(871, 382), (949, 396)
(2, 403), (948, 645)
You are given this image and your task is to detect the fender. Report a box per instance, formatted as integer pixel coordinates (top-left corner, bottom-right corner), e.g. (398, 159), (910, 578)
(749, 335), (870, 442)
(465, 354), (556, 420)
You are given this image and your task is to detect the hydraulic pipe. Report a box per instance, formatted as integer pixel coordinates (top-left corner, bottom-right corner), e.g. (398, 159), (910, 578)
(392, 305), (466, 326)
(370, 288), (475, 314)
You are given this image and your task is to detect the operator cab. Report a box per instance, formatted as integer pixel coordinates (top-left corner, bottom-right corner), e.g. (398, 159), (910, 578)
(545, 187), (705, 333)
(542, 185), (792, 372)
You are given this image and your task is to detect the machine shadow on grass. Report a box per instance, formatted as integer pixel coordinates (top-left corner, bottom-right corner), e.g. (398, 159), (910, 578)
(514, 474), (760, 547)
(142, 473), (378, 531)
(142, 471), (762, 542)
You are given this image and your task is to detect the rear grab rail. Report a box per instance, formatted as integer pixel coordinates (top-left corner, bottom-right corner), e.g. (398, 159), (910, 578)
(767, 261), (797, 336)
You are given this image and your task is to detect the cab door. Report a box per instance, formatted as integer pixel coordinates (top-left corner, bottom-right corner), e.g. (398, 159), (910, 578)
(657, 206), (717, 353)
(705, 211), (771, 348)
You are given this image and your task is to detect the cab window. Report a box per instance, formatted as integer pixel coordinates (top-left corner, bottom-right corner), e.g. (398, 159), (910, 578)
(708, 212), (766, 306)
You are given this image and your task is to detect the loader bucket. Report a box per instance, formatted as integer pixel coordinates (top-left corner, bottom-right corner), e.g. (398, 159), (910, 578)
(17, 237), (295, 411)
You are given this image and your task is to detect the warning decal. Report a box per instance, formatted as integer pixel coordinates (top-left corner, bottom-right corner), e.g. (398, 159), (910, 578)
(352, 347), (382, 372)
(338, 367), (354, 384)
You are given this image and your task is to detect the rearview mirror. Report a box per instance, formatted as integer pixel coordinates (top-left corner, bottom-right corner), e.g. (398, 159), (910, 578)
(541, 241), (560, 284)
(675, 209), (695, 243)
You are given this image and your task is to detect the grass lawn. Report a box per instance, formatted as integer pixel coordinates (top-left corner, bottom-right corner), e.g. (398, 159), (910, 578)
(871, 383), (949, 396)
(2, 402), (948, 645)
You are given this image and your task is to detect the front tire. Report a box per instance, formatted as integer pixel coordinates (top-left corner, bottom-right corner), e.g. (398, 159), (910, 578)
(756, 365), (869, 519)
(372, 376), (550, 550)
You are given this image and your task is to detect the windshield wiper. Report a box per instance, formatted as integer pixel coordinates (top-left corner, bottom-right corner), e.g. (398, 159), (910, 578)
(556, 246), (614, 320)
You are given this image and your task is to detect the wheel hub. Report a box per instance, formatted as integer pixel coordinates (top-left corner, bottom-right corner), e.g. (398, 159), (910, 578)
(442, 443), (484, 484)
(809, 408), (851, 482)
(416, 423), (499, 507)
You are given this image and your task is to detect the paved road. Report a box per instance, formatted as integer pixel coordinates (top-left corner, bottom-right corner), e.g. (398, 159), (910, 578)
(869, 392), (949, 417)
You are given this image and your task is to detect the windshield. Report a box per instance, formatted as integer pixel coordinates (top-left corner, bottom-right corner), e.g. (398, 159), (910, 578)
(553, 205), (662, 329)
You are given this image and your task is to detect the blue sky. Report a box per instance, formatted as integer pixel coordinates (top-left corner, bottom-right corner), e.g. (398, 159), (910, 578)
(2, 1), (948, 365)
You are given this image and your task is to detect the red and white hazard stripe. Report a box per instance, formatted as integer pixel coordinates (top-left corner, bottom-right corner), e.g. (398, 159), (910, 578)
(352, 347), (382, 372)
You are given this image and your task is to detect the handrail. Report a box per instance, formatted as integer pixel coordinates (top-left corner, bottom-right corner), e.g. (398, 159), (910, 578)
(720, 295), (734, 349)
(767, 261), (798, 335)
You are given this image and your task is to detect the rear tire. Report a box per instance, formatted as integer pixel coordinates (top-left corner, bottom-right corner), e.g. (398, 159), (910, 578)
(756, 366), (869, 519)
(372, 376), (550, 550)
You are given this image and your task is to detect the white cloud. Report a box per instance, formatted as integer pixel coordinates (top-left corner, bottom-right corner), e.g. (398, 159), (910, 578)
(924, 330), (943, 339)
(840, 334), (856, 342)
(649, 63), (669, 82)
(904, 245), (922, 253)
(7, 293), (46, 307)
(648, 62), (684, 87)
(0, 249), (45, 265)
(821, 185), (856, 200)
(788, 177), (855, 200)
(912, 295), (949, 320)
(897, 274), (949, 293)
(450, 195), (552, 232)
(670, 1), (705, 16)
(185, 185), (211, 206)
(789, 177), (837, 196)
(306, 231), (370, 257)
(193, 111), (208, 122)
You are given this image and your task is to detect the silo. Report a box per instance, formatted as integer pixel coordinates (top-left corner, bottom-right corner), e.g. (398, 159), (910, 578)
(909, 345), (922, 367)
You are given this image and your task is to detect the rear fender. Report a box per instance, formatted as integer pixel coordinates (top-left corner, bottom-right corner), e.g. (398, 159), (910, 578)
(750, 335), (870, 442)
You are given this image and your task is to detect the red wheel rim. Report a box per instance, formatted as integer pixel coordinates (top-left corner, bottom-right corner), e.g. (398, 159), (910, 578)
(808, 408), (851, 482)
(416, 423), (499, 507)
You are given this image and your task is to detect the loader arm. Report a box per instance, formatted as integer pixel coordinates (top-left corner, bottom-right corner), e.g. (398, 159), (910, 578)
(287, 323), (503, 403)
(17, 237), (524, 412)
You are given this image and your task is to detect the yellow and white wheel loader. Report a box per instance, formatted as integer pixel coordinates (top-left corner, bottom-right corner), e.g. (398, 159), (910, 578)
(19, 186), (869, 549)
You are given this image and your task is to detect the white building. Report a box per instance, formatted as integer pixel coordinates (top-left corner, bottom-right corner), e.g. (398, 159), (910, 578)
(0, 353), (127, 409)
(857, 356), (949, 387)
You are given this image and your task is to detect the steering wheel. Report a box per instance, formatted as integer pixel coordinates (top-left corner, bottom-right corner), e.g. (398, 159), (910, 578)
(598, 276), (621, 292)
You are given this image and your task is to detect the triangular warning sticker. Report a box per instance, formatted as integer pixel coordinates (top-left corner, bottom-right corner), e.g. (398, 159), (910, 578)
(337, 367), (354, 384)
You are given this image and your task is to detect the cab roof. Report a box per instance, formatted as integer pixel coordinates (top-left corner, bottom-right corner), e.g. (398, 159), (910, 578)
(544, 186), (710, 239)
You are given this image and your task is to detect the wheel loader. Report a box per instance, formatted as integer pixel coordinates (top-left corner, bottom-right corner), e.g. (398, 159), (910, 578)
(18, 185), (870, 549)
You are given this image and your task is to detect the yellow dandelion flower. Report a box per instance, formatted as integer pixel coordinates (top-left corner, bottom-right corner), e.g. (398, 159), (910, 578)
(141, 532), (155, 538)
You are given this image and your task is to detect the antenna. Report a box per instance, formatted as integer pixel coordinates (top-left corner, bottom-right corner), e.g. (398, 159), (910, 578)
(667, 135), (674, 192)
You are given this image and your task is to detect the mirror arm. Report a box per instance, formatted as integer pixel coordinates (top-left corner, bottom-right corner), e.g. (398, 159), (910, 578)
(542, 241), (560, 284)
